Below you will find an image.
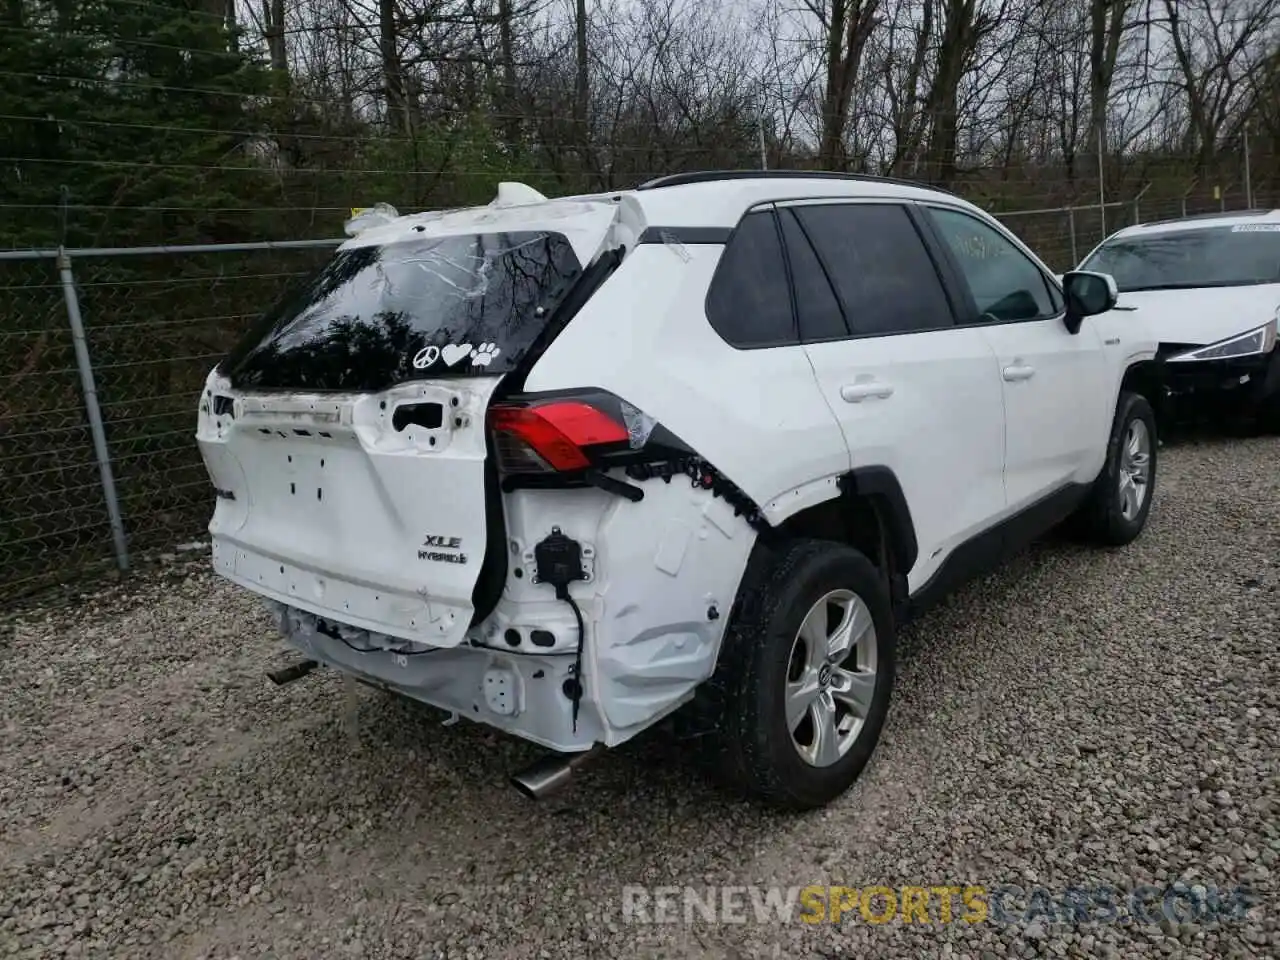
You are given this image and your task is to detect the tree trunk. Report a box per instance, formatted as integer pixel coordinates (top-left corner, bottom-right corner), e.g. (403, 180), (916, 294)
(380, 0), (407, 133)
(224, 0), (238, 53)
(818, 0), (882, 170)
(262, 0), (288, 76)
(885, 0), (933, 175)
(574, 0), (594, 179)
(1162, 0), (1214, 173)
(574, 0), (589, 138)
(1089, 0), (1129, 197)
(922, 0), (974, 185)
(497, 0), (520, 144)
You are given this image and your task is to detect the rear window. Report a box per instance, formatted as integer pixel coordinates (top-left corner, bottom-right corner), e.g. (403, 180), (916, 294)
(704, 210), (797, 348)
(219, 231), (583, 391)
(1081, 224), (1280, 292)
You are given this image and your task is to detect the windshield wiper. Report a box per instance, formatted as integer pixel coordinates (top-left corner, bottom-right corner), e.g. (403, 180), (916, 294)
(1121, 280), (1276, 292)
(1120, 283), (1211, 292)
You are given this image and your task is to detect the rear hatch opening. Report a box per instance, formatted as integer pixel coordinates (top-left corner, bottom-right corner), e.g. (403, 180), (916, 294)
(198, 190), (641, 649)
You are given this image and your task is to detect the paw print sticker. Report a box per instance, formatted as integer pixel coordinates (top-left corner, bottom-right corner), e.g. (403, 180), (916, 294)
(470, 343), (501, 366)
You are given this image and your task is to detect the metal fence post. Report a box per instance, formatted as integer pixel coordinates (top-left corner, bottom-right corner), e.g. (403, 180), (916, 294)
(1068, 207), (1078, 266)
(57, 248), (130, 572)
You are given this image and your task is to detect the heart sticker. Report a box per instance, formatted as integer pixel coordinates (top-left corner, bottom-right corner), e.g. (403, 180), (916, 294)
(441, 343), (473, 366)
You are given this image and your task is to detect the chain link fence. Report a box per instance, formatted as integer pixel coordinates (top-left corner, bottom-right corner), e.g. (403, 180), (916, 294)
(0, 192), (1258, 603)
(1, 241), (338, 603)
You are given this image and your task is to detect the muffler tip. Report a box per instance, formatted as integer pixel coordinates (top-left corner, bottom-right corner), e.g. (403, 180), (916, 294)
(509, 774), (543, 801)
(509, 745), (604, 800)
(510, 756), (575, 800)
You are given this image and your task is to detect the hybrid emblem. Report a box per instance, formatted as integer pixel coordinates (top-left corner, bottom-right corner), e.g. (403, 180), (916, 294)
(419, 534), (466, 564)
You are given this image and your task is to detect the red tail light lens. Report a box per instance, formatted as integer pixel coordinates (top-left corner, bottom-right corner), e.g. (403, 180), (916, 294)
(489, 401), (629, 473)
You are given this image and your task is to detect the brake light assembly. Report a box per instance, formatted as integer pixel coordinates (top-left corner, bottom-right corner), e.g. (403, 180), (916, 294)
(488, 394), (645, 502)
(486, 389), (770, 530)
(489, 400), (628, 473)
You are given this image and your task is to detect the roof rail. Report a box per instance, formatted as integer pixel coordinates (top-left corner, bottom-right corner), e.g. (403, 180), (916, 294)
(1140, 208), (1276, 228)
(636, 169), (960, 198)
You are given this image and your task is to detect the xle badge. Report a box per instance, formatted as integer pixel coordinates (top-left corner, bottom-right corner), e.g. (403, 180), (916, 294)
(419, 535), (467, 564)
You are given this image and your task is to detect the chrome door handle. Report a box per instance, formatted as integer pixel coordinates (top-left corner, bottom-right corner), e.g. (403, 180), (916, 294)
(1002, 364), (1035, 382)
(840, 381), (894, 402)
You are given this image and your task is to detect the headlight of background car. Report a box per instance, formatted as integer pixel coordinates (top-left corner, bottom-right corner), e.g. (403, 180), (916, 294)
(1167, 314), (1278, 363)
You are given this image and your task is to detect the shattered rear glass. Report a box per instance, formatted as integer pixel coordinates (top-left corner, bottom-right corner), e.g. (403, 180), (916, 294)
(219, 231), (583, 391)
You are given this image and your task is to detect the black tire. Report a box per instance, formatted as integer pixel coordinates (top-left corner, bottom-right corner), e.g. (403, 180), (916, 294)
(697, 539), (895, 812)
(1073, 390), (1158, 546)
(1256, 397), (1280, 435)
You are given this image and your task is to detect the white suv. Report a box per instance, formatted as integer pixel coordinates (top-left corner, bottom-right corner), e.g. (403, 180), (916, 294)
(196, 171), (1161, 811)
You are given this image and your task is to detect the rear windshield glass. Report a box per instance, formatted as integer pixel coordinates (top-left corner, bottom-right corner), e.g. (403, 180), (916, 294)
(219, 230), (583, 391)
(1080, 225), (1280, 292)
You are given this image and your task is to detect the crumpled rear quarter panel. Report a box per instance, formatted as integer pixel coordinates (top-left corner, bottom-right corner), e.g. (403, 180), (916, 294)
(494, 474), (757, 741)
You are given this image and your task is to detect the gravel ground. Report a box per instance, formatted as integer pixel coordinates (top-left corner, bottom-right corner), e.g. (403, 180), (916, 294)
(1, 433), (1277, 959)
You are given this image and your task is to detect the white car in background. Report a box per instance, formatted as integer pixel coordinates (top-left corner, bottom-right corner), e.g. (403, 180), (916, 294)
(1075, 210), (1280, 430)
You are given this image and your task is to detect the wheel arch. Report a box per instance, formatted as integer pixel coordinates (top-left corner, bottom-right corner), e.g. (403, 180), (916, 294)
(754, 466), (918, 618)
(1118, 356), (1166, 426)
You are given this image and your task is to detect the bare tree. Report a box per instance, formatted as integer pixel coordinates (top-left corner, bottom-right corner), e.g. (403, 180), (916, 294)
(265, 0), (290, 74)
(1162, 0), (1280, 171)
(878, 0), (935, 175)
(920, 0), (1009, 184)
(802, 0), (884, 169)
(380, 0), (409, 131)
(575, 0), (591, 159)
(1089, 0), (1134, 178)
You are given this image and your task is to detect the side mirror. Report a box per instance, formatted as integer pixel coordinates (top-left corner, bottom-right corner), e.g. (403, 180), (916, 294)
(1062, 270), (1118, 334)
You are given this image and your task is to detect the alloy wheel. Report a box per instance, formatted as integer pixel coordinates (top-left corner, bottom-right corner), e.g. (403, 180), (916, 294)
(1118, 418), (1152, 521)
(784, 589), (878, 767)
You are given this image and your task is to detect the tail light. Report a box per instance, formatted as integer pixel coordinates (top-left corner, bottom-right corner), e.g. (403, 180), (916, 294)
(487, 391), (767, 527)
(488, 400), (629, 473)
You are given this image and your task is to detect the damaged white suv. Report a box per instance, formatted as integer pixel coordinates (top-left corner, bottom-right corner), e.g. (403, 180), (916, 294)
(197, 171), (1161, 811)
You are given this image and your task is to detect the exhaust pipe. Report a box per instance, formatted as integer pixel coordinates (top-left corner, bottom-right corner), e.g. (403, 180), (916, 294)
(510, 744), (605, 800)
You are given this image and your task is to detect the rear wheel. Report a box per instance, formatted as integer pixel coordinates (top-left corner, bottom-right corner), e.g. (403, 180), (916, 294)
(1073, 390), (1157, 546)
(701, 539), (895, 811)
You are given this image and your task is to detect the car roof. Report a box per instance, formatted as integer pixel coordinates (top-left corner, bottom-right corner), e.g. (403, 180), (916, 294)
(622, 170), (988, 228)
(1106, 208), (1280, 241)
(347, 171), (993, 243)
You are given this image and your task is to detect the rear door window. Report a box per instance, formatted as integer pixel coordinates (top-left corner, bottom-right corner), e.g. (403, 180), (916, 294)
(792, 203), (955, 336)
(777, 209), (848, 341)
(220, 231), (583, 391)
(705, 209), (797, 348)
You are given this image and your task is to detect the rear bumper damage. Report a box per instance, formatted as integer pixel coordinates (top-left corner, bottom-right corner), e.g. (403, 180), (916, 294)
(195, 191), (774, 772)
(213, 538), (473, 646)
(247, 474), (760, 754)
(270, 601), (609, 752)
